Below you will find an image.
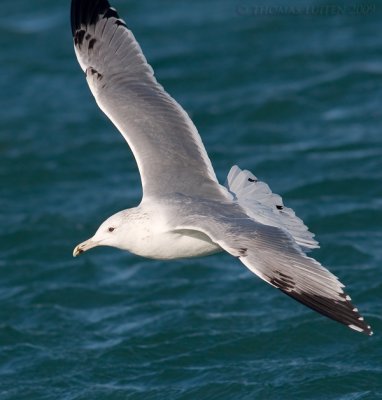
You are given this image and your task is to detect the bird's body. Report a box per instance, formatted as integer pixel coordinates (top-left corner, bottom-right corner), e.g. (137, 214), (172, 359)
(102, 199), (222, 260)
(71, 0), (373, 335)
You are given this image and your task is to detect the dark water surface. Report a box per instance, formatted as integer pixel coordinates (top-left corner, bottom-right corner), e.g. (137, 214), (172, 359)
(1, 0), (381, 398)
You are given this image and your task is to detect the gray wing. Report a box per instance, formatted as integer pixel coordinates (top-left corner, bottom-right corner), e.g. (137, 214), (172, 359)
(172, 198), (373, 335)
(71, 0), (227, 199)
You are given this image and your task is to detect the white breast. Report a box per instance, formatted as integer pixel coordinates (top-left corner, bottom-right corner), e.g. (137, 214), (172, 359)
(112, 202), (222, 260)
(132, 228), (222, 260)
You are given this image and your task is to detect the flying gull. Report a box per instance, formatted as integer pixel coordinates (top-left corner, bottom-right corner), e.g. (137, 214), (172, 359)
(71, 0), (372, 335)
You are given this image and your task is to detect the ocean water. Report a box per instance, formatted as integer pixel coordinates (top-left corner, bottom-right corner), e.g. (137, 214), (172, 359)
(1, 0), (382, 398)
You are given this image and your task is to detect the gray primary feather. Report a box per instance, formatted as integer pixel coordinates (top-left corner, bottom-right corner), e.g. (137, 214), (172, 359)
(71, 0), (227, 200)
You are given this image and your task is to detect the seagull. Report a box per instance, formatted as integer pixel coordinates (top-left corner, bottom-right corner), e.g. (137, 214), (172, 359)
(71, 0), (372, 335)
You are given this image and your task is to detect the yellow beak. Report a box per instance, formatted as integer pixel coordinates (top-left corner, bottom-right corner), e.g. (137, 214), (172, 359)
(73, 238), (99, 257)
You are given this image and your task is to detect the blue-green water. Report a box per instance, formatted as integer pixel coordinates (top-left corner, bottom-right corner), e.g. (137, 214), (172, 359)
(1, 0), (382, 398)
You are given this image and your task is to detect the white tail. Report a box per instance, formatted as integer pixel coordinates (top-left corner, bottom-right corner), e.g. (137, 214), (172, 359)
(225, 165), (319, 251)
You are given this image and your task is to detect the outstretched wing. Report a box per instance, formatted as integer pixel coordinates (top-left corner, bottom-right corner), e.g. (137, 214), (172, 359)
(71, 0), (227, 200)
(172, 199), (372, 335)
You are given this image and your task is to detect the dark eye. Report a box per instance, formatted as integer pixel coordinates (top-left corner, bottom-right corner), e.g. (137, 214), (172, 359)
(108, 227), (115, 232)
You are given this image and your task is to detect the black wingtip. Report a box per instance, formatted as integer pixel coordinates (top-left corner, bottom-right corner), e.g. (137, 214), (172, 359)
(280, 289), (373, 336)
(70, 0), (114, 36)
(348, 322), (373, 336)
